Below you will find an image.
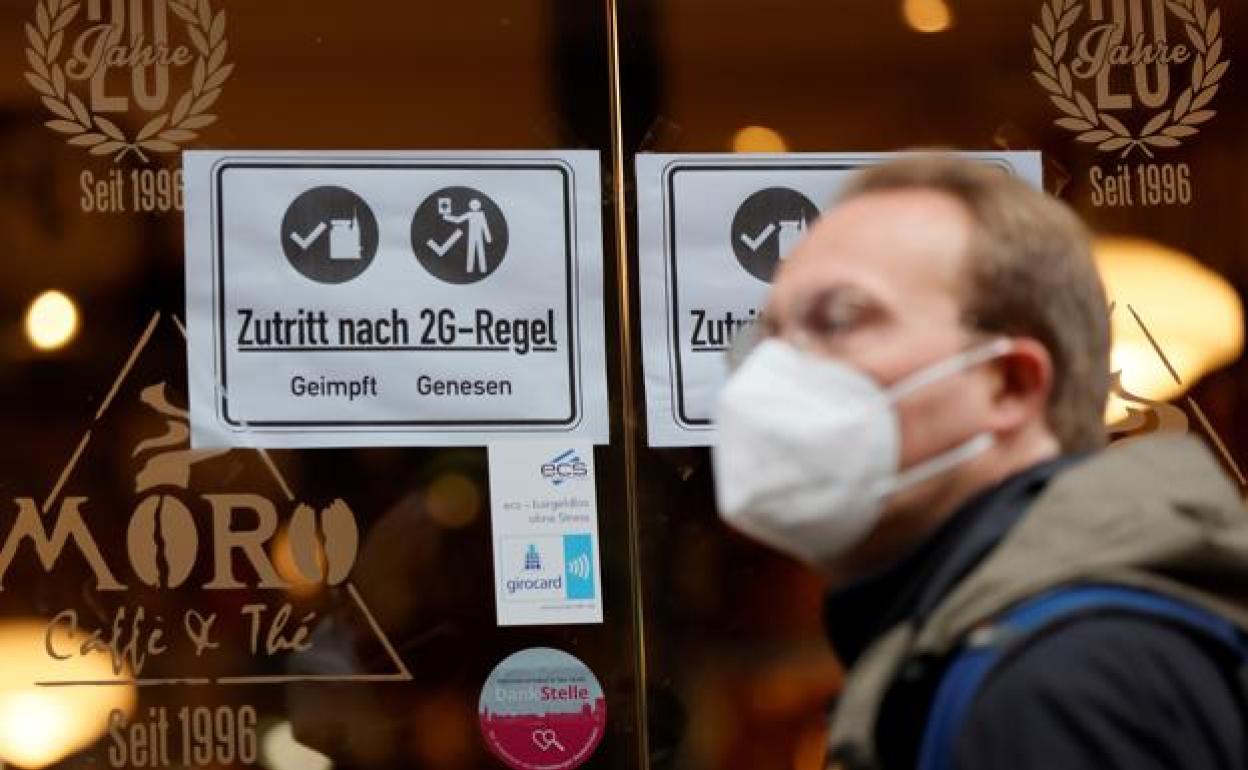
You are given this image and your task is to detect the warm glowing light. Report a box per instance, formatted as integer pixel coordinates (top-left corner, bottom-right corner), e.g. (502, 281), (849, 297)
(1095, 237), (1244, 423)
(271, 523), (327, 598)
(0, 621), (136, 768)
(261, 721), (332, 770)
(410, 694), (474, 765)
(732, 126), (788, 153)
(24, 290), (80, 351)
(902, 0), (953, 33)
(0, 694), (63, 766)
(424, 473), (481, 528)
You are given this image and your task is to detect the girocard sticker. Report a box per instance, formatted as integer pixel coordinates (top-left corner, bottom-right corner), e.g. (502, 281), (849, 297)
(636, 151), (1044, 447)
(183, 150), (608, 447)
(479, 647), (607, 770)
(488, 441), (603, 626)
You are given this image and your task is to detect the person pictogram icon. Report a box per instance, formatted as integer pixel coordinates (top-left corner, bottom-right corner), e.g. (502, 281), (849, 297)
(411, 187), (510, 285)
(443, 198), (494, 274)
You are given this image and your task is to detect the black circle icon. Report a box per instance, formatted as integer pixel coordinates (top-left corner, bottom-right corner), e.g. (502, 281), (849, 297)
(411, 187), (510, 285)
(280, 186), (379, 284)
(730, 187), (820, 283)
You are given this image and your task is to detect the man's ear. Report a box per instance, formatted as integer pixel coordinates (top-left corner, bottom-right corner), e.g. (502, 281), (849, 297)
(988, 338), (1053, 433)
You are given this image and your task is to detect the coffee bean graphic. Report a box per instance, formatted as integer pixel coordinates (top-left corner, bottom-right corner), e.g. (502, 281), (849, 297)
(286, 499), (359, 586)
(321, 499), (359, 586)
(287, 504), (324, 583)
(127, 494), (198, 588)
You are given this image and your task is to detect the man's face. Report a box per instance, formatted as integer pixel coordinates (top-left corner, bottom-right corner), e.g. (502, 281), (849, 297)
(765, 188), (999, 485)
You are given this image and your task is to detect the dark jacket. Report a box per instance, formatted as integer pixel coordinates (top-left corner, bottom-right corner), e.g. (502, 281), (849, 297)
(823, 436), (1248, 769)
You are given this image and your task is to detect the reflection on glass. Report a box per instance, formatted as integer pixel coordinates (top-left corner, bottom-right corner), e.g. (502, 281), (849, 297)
(901, 0), (953, 34)
(0, 620), (136, 769)
(24, 290), (80, 352)
(259, 720), (332, 770)
(1096, 237), (1245, 420)
(732, 126), (788, 153)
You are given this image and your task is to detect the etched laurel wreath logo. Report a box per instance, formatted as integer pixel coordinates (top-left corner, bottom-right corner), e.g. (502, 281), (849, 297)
(1031, 0), (1226, 158)
(23, 0), (232, 163)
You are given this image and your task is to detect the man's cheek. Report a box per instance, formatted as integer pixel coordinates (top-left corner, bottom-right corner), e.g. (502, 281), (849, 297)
(895, 381), (983, 467)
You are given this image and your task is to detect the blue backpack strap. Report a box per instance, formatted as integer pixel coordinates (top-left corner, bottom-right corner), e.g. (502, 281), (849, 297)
(916, 584), (1248, 770)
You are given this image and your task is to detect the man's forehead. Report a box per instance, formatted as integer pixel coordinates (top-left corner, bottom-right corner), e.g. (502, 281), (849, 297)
(773, 188), (973, 305)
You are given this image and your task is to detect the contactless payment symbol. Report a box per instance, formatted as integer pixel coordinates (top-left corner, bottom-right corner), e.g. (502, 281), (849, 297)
(479, 647), (607, 770)
(563, 535), (594, 601)
(280, 186), (380, 284)
(730, 187), (820, 283)
(412, 186), (511, 284)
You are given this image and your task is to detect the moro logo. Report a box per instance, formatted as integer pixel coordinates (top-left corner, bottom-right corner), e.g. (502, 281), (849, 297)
(0, 383), (360, 592)
(540, 448), (588, 487)
(23, 0), (233, 163)
(1031, 0), (1227, 158)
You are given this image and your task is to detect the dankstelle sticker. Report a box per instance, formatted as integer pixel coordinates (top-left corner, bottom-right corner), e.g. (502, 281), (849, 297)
(478, 647), (607, 770)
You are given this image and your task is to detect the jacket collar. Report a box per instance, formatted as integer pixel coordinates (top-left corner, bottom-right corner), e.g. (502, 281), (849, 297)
(822, 454), (1083, 665)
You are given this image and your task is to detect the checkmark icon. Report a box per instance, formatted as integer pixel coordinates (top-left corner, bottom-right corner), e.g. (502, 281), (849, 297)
(289, 221), (327, 251)
(739, 223), (776, 252)
(426, 228), (464, 257)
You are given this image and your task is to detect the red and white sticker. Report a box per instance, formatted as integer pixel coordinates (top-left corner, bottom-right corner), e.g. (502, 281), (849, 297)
(478, 647), (607, 770)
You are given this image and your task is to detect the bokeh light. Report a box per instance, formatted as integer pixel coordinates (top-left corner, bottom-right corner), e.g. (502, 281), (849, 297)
(424, 473), (481, 529)
(24, 290), (79, 351)
(260, 720), (333, 770)
(902, 0), (953, 33)
(732, 126), (788, 153)
(1095, 237), (1245, 422)
(0, 620), (136, 768)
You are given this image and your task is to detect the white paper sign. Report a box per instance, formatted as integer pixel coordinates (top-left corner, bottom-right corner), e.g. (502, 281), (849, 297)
(488, 441), (603, 626)
(636, 151), (1044, 447)
(183, 150), (608, 447)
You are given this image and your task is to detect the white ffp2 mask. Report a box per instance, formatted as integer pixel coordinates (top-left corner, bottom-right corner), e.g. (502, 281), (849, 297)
(712, 337), (1013, 569)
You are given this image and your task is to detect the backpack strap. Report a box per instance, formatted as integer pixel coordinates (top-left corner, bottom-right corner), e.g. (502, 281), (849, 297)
(916, 584), (1248, 770)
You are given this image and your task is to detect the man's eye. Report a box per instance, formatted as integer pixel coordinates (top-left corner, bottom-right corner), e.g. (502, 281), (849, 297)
(810, 305), (862, 335)
(816, 320), (860, 344)
(819, 311), (854, 330)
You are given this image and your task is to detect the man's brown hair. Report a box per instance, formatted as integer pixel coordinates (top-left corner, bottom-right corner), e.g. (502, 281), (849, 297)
(838, 154), (1111, 452)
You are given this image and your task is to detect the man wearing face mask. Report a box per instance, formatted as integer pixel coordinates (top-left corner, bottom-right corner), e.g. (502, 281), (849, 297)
(713, 155), (1248, 770)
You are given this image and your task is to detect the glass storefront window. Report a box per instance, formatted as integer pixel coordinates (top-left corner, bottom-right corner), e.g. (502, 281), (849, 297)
(1, 1), (1245, 769)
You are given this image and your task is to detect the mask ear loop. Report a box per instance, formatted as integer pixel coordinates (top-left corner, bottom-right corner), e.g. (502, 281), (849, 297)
(873, 432), (996, 499)
(885, 337), (1014, 403)
(870, 337), (1014, 499)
